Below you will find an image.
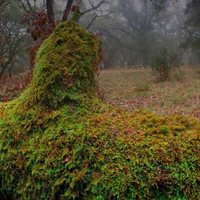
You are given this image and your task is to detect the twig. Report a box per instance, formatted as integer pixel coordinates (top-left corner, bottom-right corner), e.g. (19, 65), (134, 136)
(77, 0), (109, 21)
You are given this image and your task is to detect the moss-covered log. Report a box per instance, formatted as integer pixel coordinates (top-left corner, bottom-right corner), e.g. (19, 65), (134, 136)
(0, 21), (200, 200)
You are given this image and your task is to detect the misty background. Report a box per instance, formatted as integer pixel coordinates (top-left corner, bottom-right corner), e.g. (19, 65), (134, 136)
(37, 0), (200, 68)
(0, 0), (199, 77)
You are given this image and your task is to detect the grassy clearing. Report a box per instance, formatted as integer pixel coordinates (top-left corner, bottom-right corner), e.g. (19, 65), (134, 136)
(99, 67), (200, 119)
(1, 67), (199, 119)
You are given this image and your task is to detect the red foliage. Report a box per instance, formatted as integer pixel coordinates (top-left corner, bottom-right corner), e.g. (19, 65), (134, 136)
(22, 12), (53, 41)
(28, 45), (39, 67)
(0, 71), (33, 102)
(22, 12), (56, 68)
(71, 4), (80, 12)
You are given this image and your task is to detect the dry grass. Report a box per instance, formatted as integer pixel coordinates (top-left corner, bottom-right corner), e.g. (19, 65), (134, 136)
(99, 67), (200, 119)
(0, 71), (32, 101)
(0, 67), (200, 119)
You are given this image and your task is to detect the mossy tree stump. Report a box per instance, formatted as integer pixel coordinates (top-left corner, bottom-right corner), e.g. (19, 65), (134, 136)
(0, 21), (200, 200)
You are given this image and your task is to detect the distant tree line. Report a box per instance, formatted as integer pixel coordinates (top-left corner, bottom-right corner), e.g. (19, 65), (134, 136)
(0, 0), (199, 78)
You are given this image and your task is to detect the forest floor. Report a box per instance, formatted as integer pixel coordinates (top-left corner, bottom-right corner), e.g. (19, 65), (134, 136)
(99, 67), (200, 119)
(0, 71), (32, 101)
(0, 67), (200, 119)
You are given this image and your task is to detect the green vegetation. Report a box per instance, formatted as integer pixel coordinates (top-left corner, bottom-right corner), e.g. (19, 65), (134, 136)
(152, 49), (182, 82)
(152, 49), (171, 82)
(1, 21), (200, 200)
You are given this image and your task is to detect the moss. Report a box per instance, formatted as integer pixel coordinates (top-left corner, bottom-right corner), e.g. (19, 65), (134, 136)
(16, 21), (100, 111)
(0, 21), (200, 200)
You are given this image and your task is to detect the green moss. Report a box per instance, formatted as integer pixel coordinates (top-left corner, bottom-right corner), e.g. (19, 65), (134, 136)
(0, 21), (200, 200)
(17, 21), (100, 111)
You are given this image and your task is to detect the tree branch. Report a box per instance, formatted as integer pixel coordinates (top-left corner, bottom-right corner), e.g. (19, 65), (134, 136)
(86, 15), (98, 29)
(18, 0), (37, 16)
(77, 0), (109, 21)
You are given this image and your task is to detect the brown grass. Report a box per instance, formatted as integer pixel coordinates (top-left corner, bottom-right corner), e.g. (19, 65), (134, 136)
(0, 67), (200, 119)
(99, 67), (200, 119)
(0, 71), (32, 101)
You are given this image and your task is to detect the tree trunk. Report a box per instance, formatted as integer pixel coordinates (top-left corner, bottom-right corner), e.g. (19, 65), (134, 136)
(62, 0), (74, 21)
(46, 0), (55, 25)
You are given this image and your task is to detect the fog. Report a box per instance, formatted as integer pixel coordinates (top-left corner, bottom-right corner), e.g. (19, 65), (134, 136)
(0, 0), (199, 76)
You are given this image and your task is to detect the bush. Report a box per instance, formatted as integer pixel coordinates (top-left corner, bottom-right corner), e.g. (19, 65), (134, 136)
(152, 49), (171, 81)
(0, 22), (200, 200)
(152, 49), (182, 82)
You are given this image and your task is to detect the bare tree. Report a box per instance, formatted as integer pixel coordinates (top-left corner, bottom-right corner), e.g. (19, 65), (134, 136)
(0, 1), (29, 78)
(77, 0), (109, 21)
(18, 0), (36, 14)
(19, 0), (109, 26)
(149, 0), (167, 11)
(62, 0), (110, 26)
(97, 0), (156, 66)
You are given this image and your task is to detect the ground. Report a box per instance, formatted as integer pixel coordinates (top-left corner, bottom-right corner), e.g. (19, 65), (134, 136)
(0, 67), (200, 119)
(99, 67), (200, 119)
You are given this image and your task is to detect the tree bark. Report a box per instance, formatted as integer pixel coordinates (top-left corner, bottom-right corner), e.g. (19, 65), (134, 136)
(62, 0), (74, 21)
(46, 0), (55, 25)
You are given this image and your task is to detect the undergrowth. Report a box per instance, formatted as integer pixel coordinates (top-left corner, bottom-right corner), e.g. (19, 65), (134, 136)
(0, 21), (200, 200)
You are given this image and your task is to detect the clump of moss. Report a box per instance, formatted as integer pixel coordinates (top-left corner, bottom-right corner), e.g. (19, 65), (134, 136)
(18, 21), (100, 110)
(0, 21), (200, 200)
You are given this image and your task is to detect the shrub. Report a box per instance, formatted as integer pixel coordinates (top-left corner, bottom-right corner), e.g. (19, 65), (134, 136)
(0, 21), (200, 200)
(152, 49), (171, 81)
(152, 49), (182, 82)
